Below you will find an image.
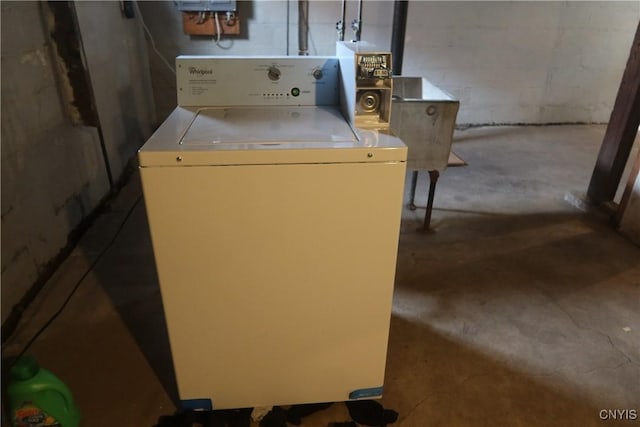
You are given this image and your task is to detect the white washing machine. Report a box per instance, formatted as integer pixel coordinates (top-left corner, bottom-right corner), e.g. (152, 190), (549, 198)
(139, 44), (407, 410)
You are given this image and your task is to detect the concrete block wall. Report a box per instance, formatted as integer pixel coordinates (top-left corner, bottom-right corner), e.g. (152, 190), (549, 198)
(141, 1), (639, 125)
(1, 2), (154, 324)
(75, 2), (156, 181)
(403, 1), (640, 124)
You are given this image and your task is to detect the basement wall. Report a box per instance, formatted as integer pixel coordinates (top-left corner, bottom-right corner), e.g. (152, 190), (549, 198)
(139, 1), (639, 125)
(74, 1), (155, 180)
(403, 1), (640, 124)
(1, 1), (154, 324)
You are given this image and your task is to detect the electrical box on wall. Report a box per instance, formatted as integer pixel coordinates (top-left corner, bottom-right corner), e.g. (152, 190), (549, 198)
(175, 1), (236, 12)
(182, 11), (240, 36)
(177, 1), (239, 36)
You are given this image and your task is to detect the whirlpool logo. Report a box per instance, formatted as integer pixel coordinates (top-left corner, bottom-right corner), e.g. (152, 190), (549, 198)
(188, 67), (213, 76)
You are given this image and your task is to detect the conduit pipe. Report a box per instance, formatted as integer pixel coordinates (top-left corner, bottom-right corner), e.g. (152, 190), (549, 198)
(298, 0), (309, 55)
(391, 0), (408, 75)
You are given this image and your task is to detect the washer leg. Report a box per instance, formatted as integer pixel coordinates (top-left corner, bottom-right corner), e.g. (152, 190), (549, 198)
(420, 170), (440, 232)
(408, 170), (419, 210)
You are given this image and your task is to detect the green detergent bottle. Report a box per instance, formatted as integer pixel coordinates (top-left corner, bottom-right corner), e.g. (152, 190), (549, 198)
(7, 355), (80, 427)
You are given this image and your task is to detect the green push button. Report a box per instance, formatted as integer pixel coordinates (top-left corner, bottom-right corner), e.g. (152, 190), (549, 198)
(291, 87), (300, 97)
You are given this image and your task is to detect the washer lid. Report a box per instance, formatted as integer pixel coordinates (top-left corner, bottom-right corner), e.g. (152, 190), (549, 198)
(181, 106), (357, 145)
(139, 106), (407, 166)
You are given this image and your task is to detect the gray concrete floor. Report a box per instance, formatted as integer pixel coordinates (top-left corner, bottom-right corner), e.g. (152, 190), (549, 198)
(3, 125), (639, 426)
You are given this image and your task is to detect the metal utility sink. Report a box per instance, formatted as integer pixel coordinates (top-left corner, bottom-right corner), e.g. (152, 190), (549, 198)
(391, 77), (460, 231)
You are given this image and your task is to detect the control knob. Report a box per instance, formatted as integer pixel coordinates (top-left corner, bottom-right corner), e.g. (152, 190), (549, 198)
(268, 66), (281, 81)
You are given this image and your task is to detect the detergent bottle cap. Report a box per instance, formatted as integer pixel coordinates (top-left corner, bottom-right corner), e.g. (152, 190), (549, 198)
(10, 355), (40, 381)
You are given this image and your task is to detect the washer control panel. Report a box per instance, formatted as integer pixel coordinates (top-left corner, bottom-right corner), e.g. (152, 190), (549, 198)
(176, 56), (339, 107)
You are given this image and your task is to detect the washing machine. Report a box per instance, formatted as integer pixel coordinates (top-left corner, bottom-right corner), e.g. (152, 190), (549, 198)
(139, 43), (407, 410)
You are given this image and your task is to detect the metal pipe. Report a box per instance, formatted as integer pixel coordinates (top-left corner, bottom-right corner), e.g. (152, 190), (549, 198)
(352, 0), (363, 41)
(422, 170), (440, 232)
(408, 170), (419, 210)
(298, 0), (309, 55)
(286, 0), (290, 55)
(337, 0), (346, 41)
(391, 0), (408, 75)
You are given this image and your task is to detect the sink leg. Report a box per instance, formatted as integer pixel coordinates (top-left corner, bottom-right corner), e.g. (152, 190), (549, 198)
(419, 170), (439, 232)
(408, 170), (418, 210)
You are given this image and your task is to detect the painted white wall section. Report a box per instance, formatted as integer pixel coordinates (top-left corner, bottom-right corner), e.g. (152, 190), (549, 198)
(403, 1), (640, 124)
